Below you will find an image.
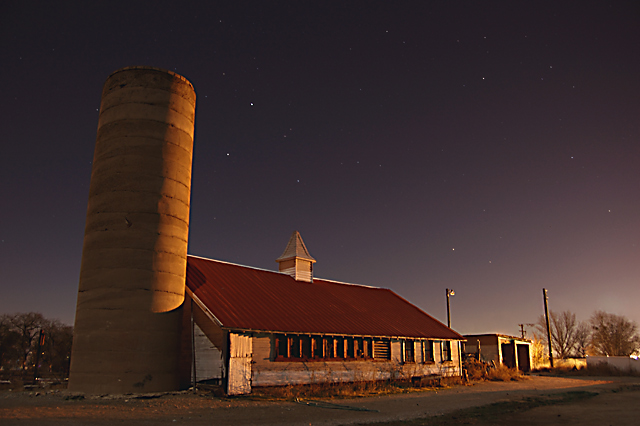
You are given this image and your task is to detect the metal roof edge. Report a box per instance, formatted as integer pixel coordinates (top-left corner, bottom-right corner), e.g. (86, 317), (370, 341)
(311, 277), (382, 289)
(384, 290), (465, 340)
(187, 253), (284, 275)
(185, 286), (224, 328)
(221, 328), (464, 341)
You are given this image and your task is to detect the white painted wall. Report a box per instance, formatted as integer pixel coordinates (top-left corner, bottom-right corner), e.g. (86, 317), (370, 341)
(587, 355), (640, 372)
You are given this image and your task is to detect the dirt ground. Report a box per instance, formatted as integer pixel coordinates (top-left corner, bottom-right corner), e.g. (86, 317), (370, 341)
(1, 375), (638, 425)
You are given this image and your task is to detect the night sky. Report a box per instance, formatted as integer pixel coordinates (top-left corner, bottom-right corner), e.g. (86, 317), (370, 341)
(2, 1), (639, 337)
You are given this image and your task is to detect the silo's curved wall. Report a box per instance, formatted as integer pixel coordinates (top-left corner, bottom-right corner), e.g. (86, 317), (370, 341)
(69, 67), (196, 393)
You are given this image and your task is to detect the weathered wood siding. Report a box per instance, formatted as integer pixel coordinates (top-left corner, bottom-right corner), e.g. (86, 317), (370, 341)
(251, 335), (461, 387)
(193, 323), (223, 382)
(391, 340), (403, 364)
(193, 304), (225, 351)
(227, 333), (252, 395)
(434, 340), (461, 377)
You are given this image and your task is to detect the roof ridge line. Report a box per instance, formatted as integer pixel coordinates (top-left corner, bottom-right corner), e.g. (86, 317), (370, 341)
(188, 254), (382, 289)
(187, 254), (283, 275)
(313, 277), (382, 289)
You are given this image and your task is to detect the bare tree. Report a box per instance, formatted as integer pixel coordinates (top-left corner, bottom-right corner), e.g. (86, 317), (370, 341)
(590, 311), (640, 356)
(0, 313), (73, 378)
(40, 320), (73, 378)
(0, 315), (20, 369)
(7, 312), (47, 370)
(573, 321), (592, 357)
(536, 310), (587, 359)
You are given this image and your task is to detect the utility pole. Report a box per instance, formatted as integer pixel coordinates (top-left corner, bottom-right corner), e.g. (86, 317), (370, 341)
(518, 323), (537, 340)
(446, 288), (455, 328)
(543, 288), (554, 368)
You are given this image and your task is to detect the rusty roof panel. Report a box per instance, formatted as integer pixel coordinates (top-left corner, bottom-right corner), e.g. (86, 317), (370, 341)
(186, 255), (463, 340)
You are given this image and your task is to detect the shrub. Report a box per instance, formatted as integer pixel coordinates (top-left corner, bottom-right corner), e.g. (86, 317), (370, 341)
(485, 365), (525, 381)
(463, 359), (525, 382)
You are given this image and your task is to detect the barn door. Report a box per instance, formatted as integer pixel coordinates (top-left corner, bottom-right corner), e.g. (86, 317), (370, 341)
(227, 333), (252, 395)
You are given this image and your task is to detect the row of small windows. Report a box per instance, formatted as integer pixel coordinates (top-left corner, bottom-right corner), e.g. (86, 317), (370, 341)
(274, 335), (390, 360)
(404, 339), (452, 363)
(274, 334), (453, 363)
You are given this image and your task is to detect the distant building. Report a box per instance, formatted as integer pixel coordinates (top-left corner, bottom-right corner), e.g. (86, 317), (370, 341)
(463, 334), (532, 371)
(185, 231), (464, 395)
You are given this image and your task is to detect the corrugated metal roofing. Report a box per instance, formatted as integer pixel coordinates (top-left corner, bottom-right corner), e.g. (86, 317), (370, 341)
(186, 255), (462, 340)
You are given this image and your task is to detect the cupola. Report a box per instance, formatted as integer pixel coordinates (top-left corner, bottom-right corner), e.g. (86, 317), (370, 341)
(276, 231), (316, 282)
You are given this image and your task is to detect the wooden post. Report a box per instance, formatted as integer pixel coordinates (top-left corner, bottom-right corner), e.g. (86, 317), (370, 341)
(191, 299), (196, 391)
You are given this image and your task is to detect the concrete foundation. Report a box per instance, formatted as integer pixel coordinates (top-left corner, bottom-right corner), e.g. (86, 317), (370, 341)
(69, 67), (196, 394)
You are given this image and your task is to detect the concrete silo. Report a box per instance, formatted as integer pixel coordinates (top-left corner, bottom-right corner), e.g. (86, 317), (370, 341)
(69, 67), (196, 393)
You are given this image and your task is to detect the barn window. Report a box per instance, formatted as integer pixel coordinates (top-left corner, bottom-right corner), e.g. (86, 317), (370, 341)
(353, 337), (363, 358)
(301, 335), (311, 358)
(274, 334), (309, 359)
(364, 338), (373, 357)
(404, 340), (415, 363)
(423, 340), (434, 363)
(372, 339), (391, 359)
(274, 334), (387, 361)
(345, 337), (355, 358)
(324, 337), (334, 358)
(312, 335), (323, 358)
(441, 341), (452, 361)
(289, 335), (301, 358)
(333, 337), (345, 358)
(275, 334), (287, 358)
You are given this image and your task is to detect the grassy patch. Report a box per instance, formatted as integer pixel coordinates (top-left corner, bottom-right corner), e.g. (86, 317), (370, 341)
(363, 391), (599, 426)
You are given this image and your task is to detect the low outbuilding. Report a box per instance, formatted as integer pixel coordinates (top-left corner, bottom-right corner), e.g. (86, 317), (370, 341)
(463, 333), (532, 371)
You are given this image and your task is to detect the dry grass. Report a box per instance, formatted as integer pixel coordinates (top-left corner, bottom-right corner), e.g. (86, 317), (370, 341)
(463, 359), (487, 381)
(485, 365), (526, 381)
(463, 359), (526, 382)
(250, 377), (462, 400)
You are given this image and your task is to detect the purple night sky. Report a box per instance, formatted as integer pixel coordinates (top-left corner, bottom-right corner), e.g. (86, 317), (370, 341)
(1, 1), (639, 337)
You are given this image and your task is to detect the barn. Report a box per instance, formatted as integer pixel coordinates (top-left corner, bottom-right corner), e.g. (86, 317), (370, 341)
(68, 67), (463, 395)
(185, 231), (464, 395)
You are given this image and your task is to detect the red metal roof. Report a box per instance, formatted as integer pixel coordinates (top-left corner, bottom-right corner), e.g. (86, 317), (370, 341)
(186, 255), (463, 340)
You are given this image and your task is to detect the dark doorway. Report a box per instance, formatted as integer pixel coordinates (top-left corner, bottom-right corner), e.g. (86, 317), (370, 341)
(517, 344), (531, 372)
(501, 343), (516, 368)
